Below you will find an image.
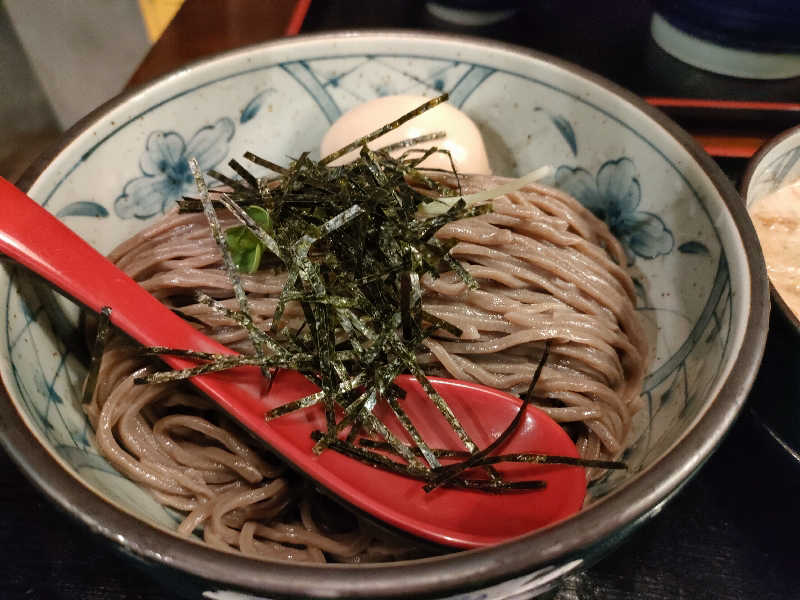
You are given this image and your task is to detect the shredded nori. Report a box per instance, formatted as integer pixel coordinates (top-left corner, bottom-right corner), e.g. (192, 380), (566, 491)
(424, 342), (552, 491)
(123, 93), (625, 494)
(355, 438), (626, 470)
(82, 306), (112, 405)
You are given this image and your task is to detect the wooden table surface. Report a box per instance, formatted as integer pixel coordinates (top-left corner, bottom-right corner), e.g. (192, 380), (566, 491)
(127, 0), (308, 88)
(2, 1), (800, 598)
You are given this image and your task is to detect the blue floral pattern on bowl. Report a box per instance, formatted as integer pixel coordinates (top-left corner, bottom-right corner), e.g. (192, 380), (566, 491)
(555, 157), (674, 264)
(114, 117), (235, 219)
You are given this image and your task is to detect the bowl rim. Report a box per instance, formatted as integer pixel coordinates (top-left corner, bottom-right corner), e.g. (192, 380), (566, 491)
(2, 29), (770, 598)
(741, 123), (800, 334)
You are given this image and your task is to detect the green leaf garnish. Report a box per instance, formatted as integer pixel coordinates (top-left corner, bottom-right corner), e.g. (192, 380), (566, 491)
(225, 205), (272, 273)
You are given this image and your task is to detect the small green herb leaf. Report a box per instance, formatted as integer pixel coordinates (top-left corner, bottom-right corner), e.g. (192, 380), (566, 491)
(225, 205), (272, 273)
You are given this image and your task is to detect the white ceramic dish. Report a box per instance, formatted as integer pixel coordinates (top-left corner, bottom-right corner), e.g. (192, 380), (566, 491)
(742, 125), (800, 468)
(1, 31), (768, 599)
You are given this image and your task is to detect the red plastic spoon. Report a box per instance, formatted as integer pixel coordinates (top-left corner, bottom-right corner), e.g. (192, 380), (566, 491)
(0, 177), (586, 549)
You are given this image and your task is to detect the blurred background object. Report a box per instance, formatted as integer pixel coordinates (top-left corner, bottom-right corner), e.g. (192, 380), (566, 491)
(0, 4), (60, 182)
(4, 1), (151, 129)
(0, 0), (312, 182)
(424, 0), (521, 26)
(651, 0), (800, 79)
(138, 0), (185, 42)
(0, 0), (186, 182)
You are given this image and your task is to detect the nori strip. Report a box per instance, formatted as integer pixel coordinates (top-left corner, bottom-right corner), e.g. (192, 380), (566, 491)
(320, 94), (448, 165)
(82, 306), (112, 405)
(193, 291), (286, 357)
(386, 394), (440, 469)
(356, 439), (626, 470)
(420, 310), (462, 338)
(228, 158), (259, 189)
(424, 343), (552, 492)
(207, 169), (250, 193)
(134, 354), (287, 385)
(311, 432), (545, 491)
(190, 159), (270, 369)
(456, 453), (627, 471)
(358, 438), (468, 459)
(312, 389), (378, 454)
(402, 353), (477, 453)
(377, 130), (445, 153)
(243, 151), (288, 175)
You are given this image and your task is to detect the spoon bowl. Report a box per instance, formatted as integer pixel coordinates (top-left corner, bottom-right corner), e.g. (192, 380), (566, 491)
(0, 176), (586, 548)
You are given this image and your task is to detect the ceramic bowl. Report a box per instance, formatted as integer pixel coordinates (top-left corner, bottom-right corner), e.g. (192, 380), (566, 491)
(742, 126), (800, 466)
(743, 126), (800, 330)
(1, 31), (768, 599)
(651, 1), (800, 79)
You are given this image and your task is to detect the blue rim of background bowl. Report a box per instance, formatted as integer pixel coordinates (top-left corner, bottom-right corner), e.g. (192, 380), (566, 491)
(0, 30), (770, 599)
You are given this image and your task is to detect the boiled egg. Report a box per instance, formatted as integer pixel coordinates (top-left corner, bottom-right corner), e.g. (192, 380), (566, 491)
(320, 95), (491, 174)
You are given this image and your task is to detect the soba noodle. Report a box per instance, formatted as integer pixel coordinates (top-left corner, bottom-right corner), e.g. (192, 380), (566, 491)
(84, 174), (647, 562)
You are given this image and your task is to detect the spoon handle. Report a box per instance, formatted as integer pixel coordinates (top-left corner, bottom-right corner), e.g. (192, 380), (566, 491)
(0, 177), (228, 358)
(0, 177), (280, 422)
